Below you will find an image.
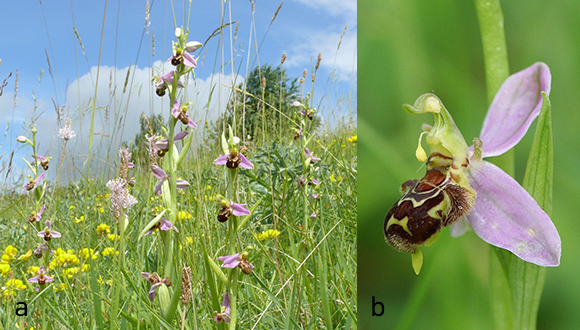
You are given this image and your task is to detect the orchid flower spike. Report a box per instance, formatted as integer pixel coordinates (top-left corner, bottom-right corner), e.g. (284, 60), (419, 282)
(384, 62), (560, 274)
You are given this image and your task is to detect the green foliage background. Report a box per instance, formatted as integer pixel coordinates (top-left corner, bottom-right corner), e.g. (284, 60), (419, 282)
(359, 0), (580, 329)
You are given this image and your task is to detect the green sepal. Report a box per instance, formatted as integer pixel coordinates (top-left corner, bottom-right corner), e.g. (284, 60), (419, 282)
(508, 91), (552, 330)
(138, 209), (167, 239)
(206, 251), (230, 288)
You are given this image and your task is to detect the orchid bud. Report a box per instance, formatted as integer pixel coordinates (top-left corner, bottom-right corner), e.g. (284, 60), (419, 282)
(17, 135), (27, 143)
(175, 27), (182, 38)
(186, 41), (202, 52)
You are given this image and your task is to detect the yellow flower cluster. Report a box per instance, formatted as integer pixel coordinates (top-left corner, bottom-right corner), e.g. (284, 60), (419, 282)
(79, 248), (99, 260)
(0, 246), (17, 277)
(18, 250), (33, 261)
(348, 135), (357, 143)
(101, 247), (119, 257)
(96, 223), (111, 235)
(178, 210), (192, 221)
(108, 234), (120, 242)
(27, 266), (40, 275)
(62, 267), (79, 279)
(254, 229), (281, 241)
(49, 248), (80, 270)
(2, 279), (26, 298)
(329, 173), (343, 182)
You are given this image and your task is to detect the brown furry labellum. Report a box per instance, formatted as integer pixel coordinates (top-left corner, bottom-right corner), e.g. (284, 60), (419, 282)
(384, 153), (475, 254)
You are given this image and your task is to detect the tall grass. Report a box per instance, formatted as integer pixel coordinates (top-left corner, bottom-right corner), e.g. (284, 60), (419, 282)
(0, 2), (356, 329)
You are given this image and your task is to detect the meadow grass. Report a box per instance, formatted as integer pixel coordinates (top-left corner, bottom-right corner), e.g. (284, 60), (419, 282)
(0, 3), (357, 329)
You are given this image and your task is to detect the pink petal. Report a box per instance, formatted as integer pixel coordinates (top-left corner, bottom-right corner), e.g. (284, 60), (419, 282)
(214, 155), (228, 165)
(217, 253), (241, 268)
(148, 282), (162, 302)
(223, 291), (231, 314)
(174, 131), (189, 140)
(182, 52), (197, 67)
(159, 218), (173, 231)
(231, 202), (250, 216)
(29, 276), (40, 283)
(154, 180), (164, 195)
(187, 120), (197, 129)
(176, 179), (190, 189)
(36, 173), (46, 183)
(478, 62), (551, 158)
(466, 161), (561, 266)
(238, 153), (254, 169)
(172, 101), (180, 118)
(151, 165), (168, 180)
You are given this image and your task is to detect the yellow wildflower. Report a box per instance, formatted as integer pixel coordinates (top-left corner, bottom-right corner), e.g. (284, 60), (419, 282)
(54, 283), (68, 293)
(63, 267), (79, 279)
(102, 247), (118, 257)
(0, 263), (10, 276)
(108, 234), (120, 242)
(348, 135), (357, 143)
(4, 246), (17, 258)
(185, 236), (193, 245)
(81, 264), (91, 272)
(178, 210), (192, 221)
(74, 215), (85, 223)
(80, 248), (98, 260)
(0, 254), (10, 263)
(254, 229), (281, 241)
(27, 266), (40, 275)
(2, 279), (26, 298)
(17, 250), (33, 261)
(69, 205), (76, 210)
(96, 224), (111, 235)
(329, 173), (343, 182)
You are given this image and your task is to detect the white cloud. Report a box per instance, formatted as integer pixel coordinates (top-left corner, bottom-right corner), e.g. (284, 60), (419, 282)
(285, 28), (357, 82)
(291, 0), (356, 21)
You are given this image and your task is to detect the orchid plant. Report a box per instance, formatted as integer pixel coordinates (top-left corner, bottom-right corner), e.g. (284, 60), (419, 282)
(384, 62), (561, 274)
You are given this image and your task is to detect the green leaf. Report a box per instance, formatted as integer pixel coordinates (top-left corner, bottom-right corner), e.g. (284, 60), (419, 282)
(509, 91), (552, 330)
(138, 209), (167, 240)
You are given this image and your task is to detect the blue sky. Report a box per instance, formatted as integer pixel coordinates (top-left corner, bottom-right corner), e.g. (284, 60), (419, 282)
(0, 0), (356, 184)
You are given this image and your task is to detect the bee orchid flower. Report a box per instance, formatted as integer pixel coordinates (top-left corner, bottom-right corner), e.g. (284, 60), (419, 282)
(384, 62), (561, 274)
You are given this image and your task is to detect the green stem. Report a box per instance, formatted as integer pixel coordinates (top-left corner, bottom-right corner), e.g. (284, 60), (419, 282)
(474, 0), (514, 328)
(111, 219), (126, 330)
